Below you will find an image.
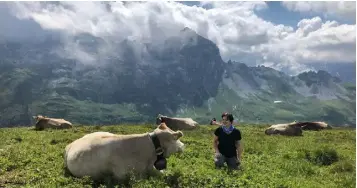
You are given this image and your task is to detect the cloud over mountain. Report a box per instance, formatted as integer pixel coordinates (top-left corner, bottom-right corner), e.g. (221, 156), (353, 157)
(0, 1), (355, 75)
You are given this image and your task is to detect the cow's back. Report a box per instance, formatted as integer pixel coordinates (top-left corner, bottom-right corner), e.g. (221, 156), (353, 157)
(300, 122), (326, 131)
(82, 132), (115, 139)
(48, 118), (72, 128)
(166, 117), (197, 130)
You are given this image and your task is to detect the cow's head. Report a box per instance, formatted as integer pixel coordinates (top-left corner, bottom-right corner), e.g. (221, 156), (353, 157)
(32, 115), (46, 122)
(153, 123), (185, 157)
(156, 114), (167, 125)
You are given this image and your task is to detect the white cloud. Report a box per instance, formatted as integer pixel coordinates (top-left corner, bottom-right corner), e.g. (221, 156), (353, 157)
(3, 1), (356, 75)
(281, 1), (356, 21)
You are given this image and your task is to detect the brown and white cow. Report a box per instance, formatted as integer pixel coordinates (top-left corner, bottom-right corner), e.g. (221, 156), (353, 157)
(64, 123), (185, 180)
(156, 114), (198, 130)
(264, 122), (303, 136)
(33, 115), (73, 130)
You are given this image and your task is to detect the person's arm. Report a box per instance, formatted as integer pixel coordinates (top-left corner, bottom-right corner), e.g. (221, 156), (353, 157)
(213, 121), (221, 125)
(213, 135), (219, 153)
(213, 128), (220, 154)
(235, 140), (243, 161)
(235, 130), (243, 161)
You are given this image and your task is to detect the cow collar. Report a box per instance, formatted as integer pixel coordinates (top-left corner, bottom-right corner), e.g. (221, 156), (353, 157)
(149, 132), (167, 170)
(148, 132), (164, 157)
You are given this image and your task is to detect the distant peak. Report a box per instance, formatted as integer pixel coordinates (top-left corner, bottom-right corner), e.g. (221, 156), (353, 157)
(298, 70), (332, 78)
(180, 27), (196, 34)
(297, 69), (342, 86)
(181, 27), (192, 31)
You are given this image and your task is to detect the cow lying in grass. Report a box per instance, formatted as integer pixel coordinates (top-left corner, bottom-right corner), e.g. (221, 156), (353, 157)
(33, 115), (72, 130)
(64, 123), (185, 180)
(265, 122), (303, 136)
(156, 114), (198, 130)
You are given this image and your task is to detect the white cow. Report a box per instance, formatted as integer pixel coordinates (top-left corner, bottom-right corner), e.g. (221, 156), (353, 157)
(64, 123), (185, 180)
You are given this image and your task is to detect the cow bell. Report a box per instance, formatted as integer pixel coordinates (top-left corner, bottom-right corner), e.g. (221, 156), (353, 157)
(154, 157), (167, 170)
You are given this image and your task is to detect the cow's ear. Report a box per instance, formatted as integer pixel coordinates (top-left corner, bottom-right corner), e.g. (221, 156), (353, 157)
(173, 131), (183, 139)
(32, 116), (36, 119)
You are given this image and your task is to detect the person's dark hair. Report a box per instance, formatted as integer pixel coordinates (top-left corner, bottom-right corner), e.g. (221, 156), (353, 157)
(221, 112), (234, 123)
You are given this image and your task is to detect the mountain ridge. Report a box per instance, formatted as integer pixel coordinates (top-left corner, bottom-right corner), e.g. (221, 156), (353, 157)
(0, 27), (355, 127)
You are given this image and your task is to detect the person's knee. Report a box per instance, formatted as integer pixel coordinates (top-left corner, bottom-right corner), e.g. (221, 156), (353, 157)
(228, 164), (238, 170)
(226, 158), (239, 170)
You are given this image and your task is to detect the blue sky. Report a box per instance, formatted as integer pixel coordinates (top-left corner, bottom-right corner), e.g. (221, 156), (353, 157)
(259, 2), (355, 26)
(180, 1), (356, 28)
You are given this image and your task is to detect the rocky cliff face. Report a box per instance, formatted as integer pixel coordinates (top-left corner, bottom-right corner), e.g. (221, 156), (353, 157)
(307, 62), (356, 84)
(222, 61), (296, 98)
(0, 27), (226, 126)
(295, 70), (349, 100)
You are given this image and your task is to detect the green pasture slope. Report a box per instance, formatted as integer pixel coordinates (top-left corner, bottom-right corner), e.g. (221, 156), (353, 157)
(0, 124), (355, 188)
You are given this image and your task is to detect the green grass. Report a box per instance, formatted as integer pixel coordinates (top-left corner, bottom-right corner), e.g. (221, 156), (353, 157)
(0, 125), (355, 188)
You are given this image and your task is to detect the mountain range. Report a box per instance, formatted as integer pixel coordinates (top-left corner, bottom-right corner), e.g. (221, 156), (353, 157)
(0, 28), (355, 127)
(307, 62), (356, 84)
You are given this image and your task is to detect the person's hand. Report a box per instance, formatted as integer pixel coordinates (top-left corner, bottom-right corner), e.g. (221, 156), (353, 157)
(214, 151), (221, 158)
(210, 120), (218, 125)
(236, 157), (241, 165)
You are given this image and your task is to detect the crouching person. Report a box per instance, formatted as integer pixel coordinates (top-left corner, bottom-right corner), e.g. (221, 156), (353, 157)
(213, 112), (243, 170)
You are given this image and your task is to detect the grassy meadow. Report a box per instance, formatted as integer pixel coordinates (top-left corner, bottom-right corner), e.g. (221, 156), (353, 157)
(0, 124), (355, 188)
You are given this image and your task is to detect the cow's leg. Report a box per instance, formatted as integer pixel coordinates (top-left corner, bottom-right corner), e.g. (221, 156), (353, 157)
(145, 165), (162, 178)
(274, 130), (281, 135)
(61, 123), (70, 129)
(64, 123), (72, 128)
(111, 167), (127, 180)
(132, 162), (154, 179)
